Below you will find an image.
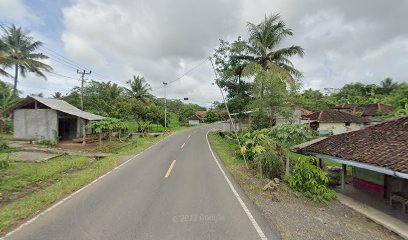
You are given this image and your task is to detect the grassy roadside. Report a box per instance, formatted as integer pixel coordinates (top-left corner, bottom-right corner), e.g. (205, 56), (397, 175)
(208, 132), (269, 198)
(0, 130), (177, 235)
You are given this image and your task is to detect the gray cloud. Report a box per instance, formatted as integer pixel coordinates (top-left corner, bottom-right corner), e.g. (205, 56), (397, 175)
(3, 0), (408, 107)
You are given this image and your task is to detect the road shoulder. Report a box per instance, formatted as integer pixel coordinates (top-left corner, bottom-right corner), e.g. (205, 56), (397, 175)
(208, 131), (402, 240)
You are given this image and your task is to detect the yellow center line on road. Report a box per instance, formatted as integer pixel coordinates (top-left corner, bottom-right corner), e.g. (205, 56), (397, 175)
(187, 135), (191, 139)
(181, 142), (186, 148)
(165, 160), (177, 178)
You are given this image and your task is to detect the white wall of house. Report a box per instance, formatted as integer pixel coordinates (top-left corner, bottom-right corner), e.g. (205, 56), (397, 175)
(14, 109), (58, 140)
(275, 109), (302, 125)
(318, 122), (364, 135)
(188, 120), (200, 126)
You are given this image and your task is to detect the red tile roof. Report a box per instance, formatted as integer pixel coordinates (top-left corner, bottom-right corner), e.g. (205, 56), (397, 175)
(195, 111), (207, 118)
(332, 103), (394, 116)
(306, 110), (371, 123)
(299, 108), (313, 117)
(294, 115), (408, 174)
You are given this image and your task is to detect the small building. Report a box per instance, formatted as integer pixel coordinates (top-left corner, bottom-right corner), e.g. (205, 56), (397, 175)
(304, 110), (371, 135)
(292, 115), (408, 214)
(331, 103), (395, 122)
(195, 111), (207, 121)
(188, 111), (208, 126)
(3, 96), (104, 141)
(188, 114), (201, 126)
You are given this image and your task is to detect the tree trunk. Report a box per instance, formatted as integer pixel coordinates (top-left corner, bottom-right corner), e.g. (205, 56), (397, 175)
(13, 64), (18, 96)
(285, 150), (290, 175)
(109, 130), (112, 141)
(99, 132), (102, 145)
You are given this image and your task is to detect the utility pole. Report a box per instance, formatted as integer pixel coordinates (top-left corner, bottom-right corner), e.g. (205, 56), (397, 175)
(209, 57), (249, 169)
(163, 82), (168, 130)
(77, 69), (92, 145)
(77, 69), (92, 110)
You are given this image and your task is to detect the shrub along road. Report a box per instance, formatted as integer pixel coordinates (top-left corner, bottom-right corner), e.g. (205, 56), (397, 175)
(2, 124), (279, 240)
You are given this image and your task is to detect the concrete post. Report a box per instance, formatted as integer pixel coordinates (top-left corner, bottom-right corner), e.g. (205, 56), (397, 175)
(341, 164), (347, 192)
(82, 119), (86, 145)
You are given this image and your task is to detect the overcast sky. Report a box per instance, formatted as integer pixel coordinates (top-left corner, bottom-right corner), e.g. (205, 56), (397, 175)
(1, 0), (407, 107)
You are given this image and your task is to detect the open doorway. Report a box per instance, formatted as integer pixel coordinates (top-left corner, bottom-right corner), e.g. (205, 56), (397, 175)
(58, 118), (78, 140)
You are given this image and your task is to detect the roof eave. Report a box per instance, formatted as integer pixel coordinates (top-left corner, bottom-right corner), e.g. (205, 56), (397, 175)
(294, 151), (408, 180)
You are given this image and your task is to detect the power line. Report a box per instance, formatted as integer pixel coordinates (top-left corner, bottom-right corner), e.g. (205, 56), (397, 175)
(152, 58), (209, 92)
(47, 71), (78, 80)
(39, 46), (91, 72)
(39, 46), (108, 79)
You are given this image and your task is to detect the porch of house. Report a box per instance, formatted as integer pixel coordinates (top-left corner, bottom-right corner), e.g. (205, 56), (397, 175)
(340, 183), (408, 223)
(337, 183), (408, 239)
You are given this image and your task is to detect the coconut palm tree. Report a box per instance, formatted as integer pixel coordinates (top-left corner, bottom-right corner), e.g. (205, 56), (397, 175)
(126, 75), (152, 103)
(52, 91), (63, 99)
(244, 14), (305, 86)
(1, 25), (52, 95)
(0, 41), (12, 78)
(380, 77), (399, 95)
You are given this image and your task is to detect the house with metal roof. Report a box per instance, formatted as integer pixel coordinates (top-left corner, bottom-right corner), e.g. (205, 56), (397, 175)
(3, 96), (105, 141)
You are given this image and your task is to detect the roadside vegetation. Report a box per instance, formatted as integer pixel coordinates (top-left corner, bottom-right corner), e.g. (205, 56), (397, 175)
(208, 132), (400, 240)
(0, 131), (172, 234)
(0, 22), (207, 235)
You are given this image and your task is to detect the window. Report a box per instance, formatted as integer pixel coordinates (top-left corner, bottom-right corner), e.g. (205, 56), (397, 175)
(345, 122), (351, 127)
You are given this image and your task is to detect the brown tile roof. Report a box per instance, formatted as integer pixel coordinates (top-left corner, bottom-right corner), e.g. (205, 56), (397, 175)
(332, 103), (394, 116)
(195, 111), (207, 118)
(189, 114), (201, 120)
(299, 108), (313, 117)
(295, 115), (408, 174)
(306, 110), (371, 123)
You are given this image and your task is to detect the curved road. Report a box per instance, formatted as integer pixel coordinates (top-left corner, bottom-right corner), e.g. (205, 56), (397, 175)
(5, 124), (280, 240)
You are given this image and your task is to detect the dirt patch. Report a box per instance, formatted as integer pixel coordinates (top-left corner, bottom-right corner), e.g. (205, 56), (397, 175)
(239, 171), (402, 240)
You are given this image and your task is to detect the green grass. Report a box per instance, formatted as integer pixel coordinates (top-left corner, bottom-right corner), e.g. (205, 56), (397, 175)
(0, 155), (91, 193)
(0, 155), (118, 233)
(116, 133), (169, 155)
(208, 132), (266, 198)
(0, 130), (179, 235)
(208, 132), (243, 168)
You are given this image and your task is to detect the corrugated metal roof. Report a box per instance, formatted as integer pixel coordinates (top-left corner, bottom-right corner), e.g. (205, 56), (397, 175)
(3, 96), (105, 121)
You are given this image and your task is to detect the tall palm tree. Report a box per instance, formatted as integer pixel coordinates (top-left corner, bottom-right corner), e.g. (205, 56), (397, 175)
(380, 77), (399, 95)
(52, 91), (63, 99)
(126, 75), (152, 103)
(0, 40), (12, 78)
(1, 25), (52, 95)
(244, 14), (305, 86)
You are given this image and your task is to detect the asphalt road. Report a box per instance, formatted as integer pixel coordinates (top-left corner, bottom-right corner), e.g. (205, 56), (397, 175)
(5, 124), (280, 240)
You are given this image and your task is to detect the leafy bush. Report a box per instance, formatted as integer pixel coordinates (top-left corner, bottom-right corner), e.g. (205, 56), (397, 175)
(206, 110), (219, 123)
(285, 157), (336, 201)
(250, 110), (270, 130)
(254, 146), (284, 178)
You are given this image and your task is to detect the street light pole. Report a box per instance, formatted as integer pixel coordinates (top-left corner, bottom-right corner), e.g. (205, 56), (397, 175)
(163, 82), (168, 130)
